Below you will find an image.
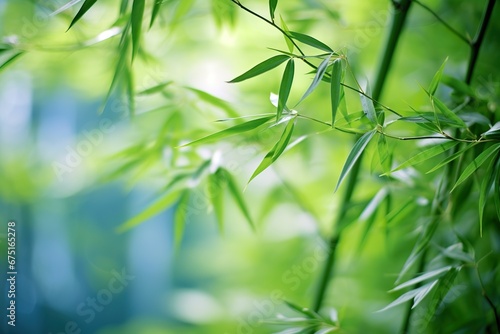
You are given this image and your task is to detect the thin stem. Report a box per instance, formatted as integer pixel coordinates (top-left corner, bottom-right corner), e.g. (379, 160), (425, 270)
(311, 0), (414, 314)
(476, 266), (500, 331)
(413, 0), (470, 44)
(465, 0), (497, 84)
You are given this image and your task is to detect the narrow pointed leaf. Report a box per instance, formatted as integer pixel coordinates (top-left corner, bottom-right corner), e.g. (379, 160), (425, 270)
(494, 159), (500, 222)
(387, 141), (458, 174)
(391, 266), (452, 292)
(277, 59), (295, 120)
(221, 169), (255, 230)
(186, 87), (239, 117)
(182, 115), (274, 146)
(138, 81), (172, 95)
(150, 0), (163, 28)
(412, 280), (439, 308)
(377, 284), (432, 312)
(207, 169), (226, 233)
(432, 96), (466, 128)
(0, 52), (24, 72)
(360, 87), (377, 125)
(68, 0), (98, 30)
(228, 55), (290, 83)
(289, 31), (333, 53)
(335, 130), (376, 192)
(441, 74), (476, 97)
(297, 54), (331, 105)
(426, 143), (475, 174)
(174, 190), (190, 248)
(249, 117), (295, 182)
(428, 57), (447, 96)
(131, 0), (145, 59)
(479, 157), (496, 235)
(330, 59), (342, 126)
(269, 0), (278, 21)
(377, 134), (391, 172)
(452, 143), (500, 191)
(116, 190), (181, 232)
(280, 16), (294, 53)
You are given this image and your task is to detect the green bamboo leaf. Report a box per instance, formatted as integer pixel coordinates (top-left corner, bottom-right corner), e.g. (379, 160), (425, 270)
(428, 57), (447, 96)
(51, 0), (83, 16)
(289, 31), (333, 53)
(185, 87), (239, 117)
(386, 141), (458, 175)
(120, 0), (129, 14)
(116, 190), (181, 232)
(249, 117), (295, 182)
(426, 143), (475, 174)
(479, 157), (496, 235)
(452, 143), (500, 191)
(419, 268), (459, 330)
(412, 280), (439, 309)
(277, 59), (295, 120)
(0, 51), (24, 72)
(68, 0), (98, 30)
(297, 54), (331, 105)
(150, 0), (163, 28)
(441, 74), (476, 97)
(137, 81), (172, 95)
(212, 0), (237, 28)
(207, 169), (226, 233)
(378, 283), (436, 312)
(360, 87), (377, 125)
(228, 55), (290, 83)
(174, 190), (190, 248)
(131, 0), (145, 59)
(494, 159), (500, 222)
(483, 122), (500, 139)
(269, 0), (278, 21)
(330, 59), (342, 126)
(182, 115), (274, 146)
(335, 130), (376, 192)
(280, 16), (294, 53)
(220, 169), (255, 230)
(431, 96), (466, 128)
(391, 266), (452, 292)
(377, 134), (391, 172)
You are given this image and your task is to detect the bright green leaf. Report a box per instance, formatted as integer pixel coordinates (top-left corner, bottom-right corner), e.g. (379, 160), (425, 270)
(428, 57), (447, 96)
(277, 59), (295, 120)
(116, 190), (181, 232)
(387, 141), (458, 174)
(280, 16), (294, 53)
(181, 115), (274, 146)
(174, 190), (190, 248)
(228, 55), (290, 83)
(452, 143), (500, 191)
(330, 59), (342, 126)
(289, 31), (333, 53)
(431, 96), (467, 128)
(0, 51), (24, 72)
(207, 169), (226, 233)
(150, 0), (163, 28)
(221, 169), (255, 230)
(441, 74), (476, 97)
(296, 54), (331, 105)
(138, 81), (173, 95)
(335, 130), (376, 192)
(426, 143), (475, 174)
(249, 116), (295, 182)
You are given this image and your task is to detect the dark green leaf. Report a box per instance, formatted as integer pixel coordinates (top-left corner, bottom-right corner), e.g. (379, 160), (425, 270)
(221, 169), (255, 230)
(116, 190), (181, 232)
(131, 0), (145, 59)
(68, 0), (98, 30)
(0, 51), (24, 72)
(297, 54), (331, 105)
(137, 81), (172, 95)
(249, 116), (295, 182)
(335, 130), (376, 192)
(269, 0), (278, 21)
(181, 115), (274, 146)
(479, 157), (496, 235)
(428, 57), (447, 96)
(330, 59), (342, 126)
(277, 59), (295, 120)
(452, 143), (500, 191)
(386, 141), (458, 174)
(228, 55), (290, 83)
(150, 0), (163, 28)
(289, 31), (333, 53)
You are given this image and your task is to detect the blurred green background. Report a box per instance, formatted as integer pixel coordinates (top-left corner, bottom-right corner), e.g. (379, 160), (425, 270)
(0, 0), (499, 333)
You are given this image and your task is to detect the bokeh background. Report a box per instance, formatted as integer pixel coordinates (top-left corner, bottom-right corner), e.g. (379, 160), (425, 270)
(1, 0), (499, 333)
